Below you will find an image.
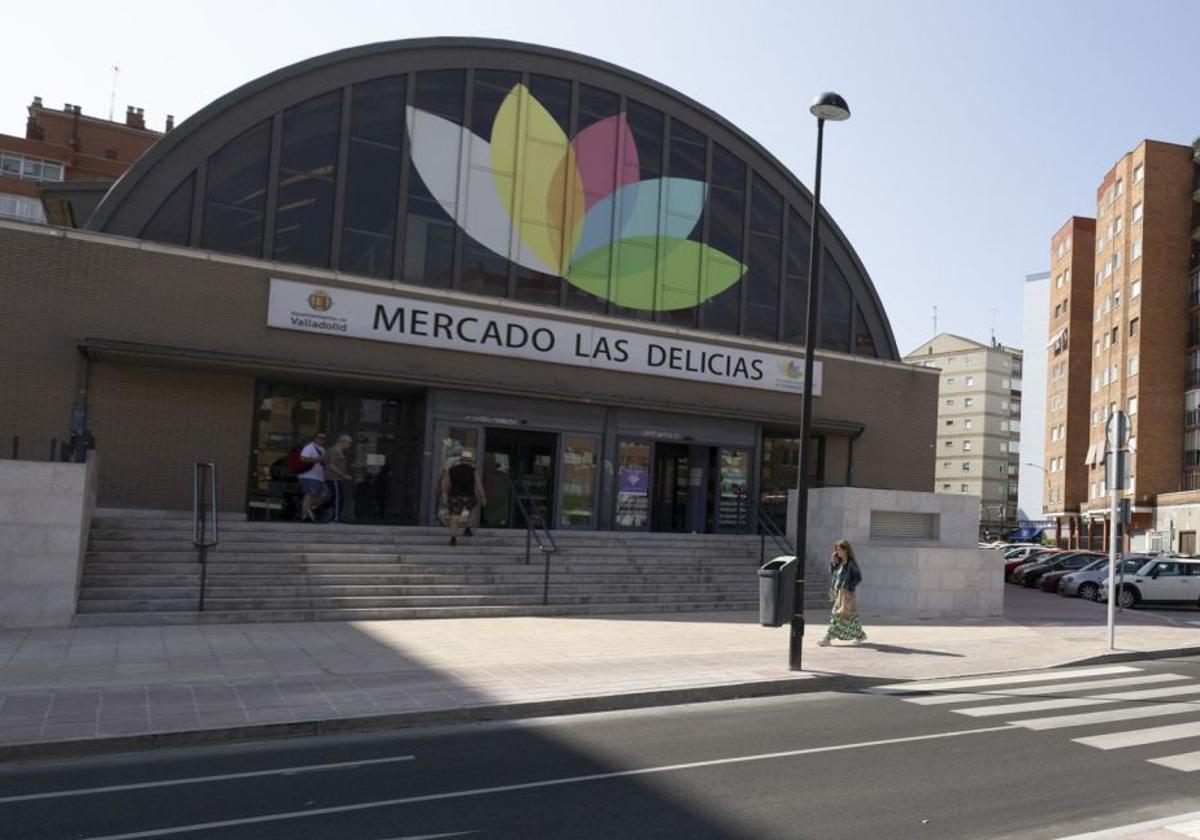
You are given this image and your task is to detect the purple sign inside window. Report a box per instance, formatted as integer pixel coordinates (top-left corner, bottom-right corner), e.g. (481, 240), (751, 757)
(619, 466), (649, 494)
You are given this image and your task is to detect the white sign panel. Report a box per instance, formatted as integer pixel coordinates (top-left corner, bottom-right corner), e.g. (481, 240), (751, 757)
(267, 279), (822, 396)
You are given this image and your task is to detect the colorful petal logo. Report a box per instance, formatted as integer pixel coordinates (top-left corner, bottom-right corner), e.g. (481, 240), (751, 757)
(406, 85), (746, 310)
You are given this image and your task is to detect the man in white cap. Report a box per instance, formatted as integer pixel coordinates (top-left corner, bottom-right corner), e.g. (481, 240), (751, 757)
(440, 449), (486, 546)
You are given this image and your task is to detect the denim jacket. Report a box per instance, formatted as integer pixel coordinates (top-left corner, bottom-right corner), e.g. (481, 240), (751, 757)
(831, 558), (863, 592)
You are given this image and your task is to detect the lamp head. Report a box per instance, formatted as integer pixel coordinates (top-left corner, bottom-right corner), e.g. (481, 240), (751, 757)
(810, 92), (850, 122)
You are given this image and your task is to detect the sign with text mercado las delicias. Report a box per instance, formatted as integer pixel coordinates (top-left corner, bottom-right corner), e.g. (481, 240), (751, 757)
(267, 278), (822, 395)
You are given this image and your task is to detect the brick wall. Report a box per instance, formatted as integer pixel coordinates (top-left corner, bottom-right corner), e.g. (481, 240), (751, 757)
(0, 222), (938, 510)
(87, 364), (252, 510)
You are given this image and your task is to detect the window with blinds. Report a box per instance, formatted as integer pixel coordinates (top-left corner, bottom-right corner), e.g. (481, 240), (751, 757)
(869, 510), (939, 541)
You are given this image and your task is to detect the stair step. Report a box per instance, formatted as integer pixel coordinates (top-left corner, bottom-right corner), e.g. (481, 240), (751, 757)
(78, 517), (778, 625)
(71, 600), (761, 626)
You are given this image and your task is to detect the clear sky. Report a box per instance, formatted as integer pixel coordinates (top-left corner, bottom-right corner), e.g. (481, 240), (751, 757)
(8, 0), (1198, 355)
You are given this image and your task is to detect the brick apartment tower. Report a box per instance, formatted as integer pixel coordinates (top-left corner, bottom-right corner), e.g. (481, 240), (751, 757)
(1044, 216), (1095, 544)
(0, 97), (164, 224)
(1047, 140), (1198, 548)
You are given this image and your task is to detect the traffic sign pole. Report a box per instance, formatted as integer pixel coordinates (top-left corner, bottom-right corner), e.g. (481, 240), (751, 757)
(1105, 411), (1128, 652)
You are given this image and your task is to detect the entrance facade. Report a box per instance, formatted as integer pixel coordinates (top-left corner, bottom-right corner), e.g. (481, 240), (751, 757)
(248, 384), (844, 532)
(248, 382), (424, 524)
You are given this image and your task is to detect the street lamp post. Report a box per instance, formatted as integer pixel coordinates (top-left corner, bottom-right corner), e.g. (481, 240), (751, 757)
(790, 92), (850, 671)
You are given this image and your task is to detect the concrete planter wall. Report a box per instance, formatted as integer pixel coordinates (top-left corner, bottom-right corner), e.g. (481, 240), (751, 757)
(788, 486), (1002, 618)
(0, 456), (97, 627)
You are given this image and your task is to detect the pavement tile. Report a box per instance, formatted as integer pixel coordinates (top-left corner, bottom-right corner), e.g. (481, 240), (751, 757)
(149, 714), (201, 732)
(0, 694), (52, 721)
(40, 722), (100, 742)
(235, 685), (288, 709)
(197, 710), (250, 728)
(95, 719), (150, 737)
(244, 708), (296, 724)
(0, 725), (49, 744)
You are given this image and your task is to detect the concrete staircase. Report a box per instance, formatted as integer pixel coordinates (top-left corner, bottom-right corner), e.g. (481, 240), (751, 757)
(74, 515), (824, 626)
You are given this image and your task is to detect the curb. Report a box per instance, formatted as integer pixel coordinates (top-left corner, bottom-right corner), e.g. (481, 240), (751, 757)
(0, 673), (879, 763)
(1059, 645), (1200, 667)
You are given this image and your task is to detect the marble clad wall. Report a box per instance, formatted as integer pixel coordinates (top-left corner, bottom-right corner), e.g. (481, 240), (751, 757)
(788, 487), (1002, 618)
(0, 456), (97, 627)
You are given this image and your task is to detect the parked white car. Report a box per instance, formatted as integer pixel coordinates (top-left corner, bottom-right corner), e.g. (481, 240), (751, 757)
(1098, 557), (1200, 609)
(1058, 556), (1148, 600)
(1002, 545), (1046, 561)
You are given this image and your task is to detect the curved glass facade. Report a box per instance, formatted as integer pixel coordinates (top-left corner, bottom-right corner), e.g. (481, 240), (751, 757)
(128, 55), (890, 358)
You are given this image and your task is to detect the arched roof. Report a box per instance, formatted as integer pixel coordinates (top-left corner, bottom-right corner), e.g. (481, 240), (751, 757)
(88, 37), (898, 360)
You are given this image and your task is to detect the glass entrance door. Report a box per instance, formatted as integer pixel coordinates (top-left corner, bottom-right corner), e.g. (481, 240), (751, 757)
(715, 447), (750, 533)
(652, 443), (690, 532)
(480, 429), (557, 528)
(433, 424), (481, 525)
(559, 435), (599, 529)
(615, 439), (652, 529)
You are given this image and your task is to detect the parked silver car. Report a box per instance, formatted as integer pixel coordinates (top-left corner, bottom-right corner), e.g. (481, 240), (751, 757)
(1058, 555), (1148, 600)
(1098, 556), (1200, 608)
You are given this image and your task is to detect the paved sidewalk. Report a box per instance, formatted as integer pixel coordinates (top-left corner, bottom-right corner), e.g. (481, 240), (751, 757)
(0, 587), (1197, 757)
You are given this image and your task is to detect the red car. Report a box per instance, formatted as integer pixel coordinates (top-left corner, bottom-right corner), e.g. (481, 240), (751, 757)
(1006, 550), (1060, 582)
(1039, 569), (1070, 592)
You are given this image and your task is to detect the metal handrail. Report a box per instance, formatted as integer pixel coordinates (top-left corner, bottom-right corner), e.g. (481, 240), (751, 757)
(192, 462), (218, 612)
(755, 505), (794, 566)
(505, 474), (558, 605)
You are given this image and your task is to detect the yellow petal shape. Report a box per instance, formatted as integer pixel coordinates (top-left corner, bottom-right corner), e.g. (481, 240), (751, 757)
(491, 85), (584, 274)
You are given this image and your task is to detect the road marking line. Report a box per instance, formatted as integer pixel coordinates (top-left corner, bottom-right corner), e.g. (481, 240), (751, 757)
(1053, 808), (1200, 839)
(1074, 720), (1200, 749)
(1148, 750), (1200, 772)
(0, 755), (417, 804)
(80, 726), (1015, 840)
(1014, 702), (1200, 731)
(903, 673), (1187, 705)
(868, 665), (1140, 695)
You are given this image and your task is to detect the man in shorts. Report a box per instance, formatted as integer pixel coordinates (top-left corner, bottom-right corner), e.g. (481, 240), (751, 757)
(298, 432), (328, 523)
(441, 449), (485, 546)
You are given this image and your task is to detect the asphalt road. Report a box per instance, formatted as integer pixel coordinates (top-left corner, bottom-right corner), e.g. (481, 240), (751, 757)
(3, 656), (1200, 840)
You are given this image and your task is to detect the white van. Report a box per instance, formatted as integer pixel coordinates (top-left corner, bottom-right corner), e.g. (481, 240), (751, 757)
(1099, 557), (1200, 609)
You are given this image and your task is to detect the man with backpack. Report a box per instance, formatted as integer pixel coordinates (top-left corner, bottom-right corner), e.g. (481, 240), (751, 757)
(296, 432), (328, 522)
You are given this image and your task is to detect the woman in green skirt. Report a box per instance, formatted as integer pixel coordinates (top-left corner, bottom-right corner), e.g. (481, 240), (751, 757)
(818, 539), (866, 646)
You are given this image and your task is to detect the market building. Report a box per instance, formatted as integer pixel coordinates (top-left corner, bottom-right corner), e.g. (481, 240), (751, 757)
(1, 38), (936, 534)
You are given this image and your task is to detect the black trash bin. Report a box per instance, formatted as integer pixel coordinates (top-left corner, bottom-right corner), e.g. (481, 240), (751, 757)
(758, 555), (798, 627)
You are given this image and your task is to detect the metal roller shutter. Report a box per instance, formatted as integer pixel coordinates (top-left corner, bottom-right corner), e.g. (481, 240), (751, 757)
(869, 510), (939, 540)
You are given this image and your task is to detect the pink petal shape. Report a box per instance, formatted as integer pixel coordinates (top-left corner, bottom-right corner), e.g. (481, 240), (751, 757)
(570, 113), (640, 210)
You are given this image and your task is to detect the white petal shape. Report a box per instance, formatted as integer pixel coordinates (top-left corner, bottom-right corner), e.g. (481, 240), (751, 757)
(405, 106), (556, 276)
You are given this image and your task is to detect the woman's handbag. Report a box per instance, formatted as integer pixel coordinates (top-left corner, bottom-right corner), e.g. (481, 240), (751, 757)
(833, 588), (857, 619)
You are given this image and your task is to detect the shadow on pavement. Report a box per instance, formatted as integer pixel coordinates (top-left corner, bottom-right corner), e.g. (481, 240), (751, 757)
(852, 643), (964, 657)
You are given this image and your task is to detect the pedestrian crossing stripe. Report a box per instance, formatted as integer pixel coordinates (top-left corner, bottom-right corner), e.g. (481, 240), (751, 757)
(1075, 720), (1200, 750)
(1149, 751), (1200, 772)
(903, 673), (1187, 705)
(955, 680), (1200, 718)
(867, 664), (1141, 695)
(872, 664), (1200, 773)
(1015, 701), (1200, 732)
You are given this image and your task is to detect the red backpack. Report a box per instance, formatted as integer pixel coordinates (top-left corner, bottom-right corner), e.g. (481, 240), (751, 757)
(286, 447), (306, 475)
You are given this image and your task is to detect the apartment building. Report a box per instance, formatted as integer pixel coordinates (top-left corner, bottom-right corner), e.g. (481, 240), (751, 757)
(1046, 139), (1199, 550)
(0, 97), (164, 225)
(1044, 217), (1096, 539)
(905, 333), (1023, 538)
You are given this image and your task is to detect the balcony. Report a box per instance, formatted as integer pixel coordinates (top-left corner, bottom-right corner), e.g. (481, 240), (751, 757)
(1187, 408), (1200, 429)
(1189, 369), (1200, 388)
